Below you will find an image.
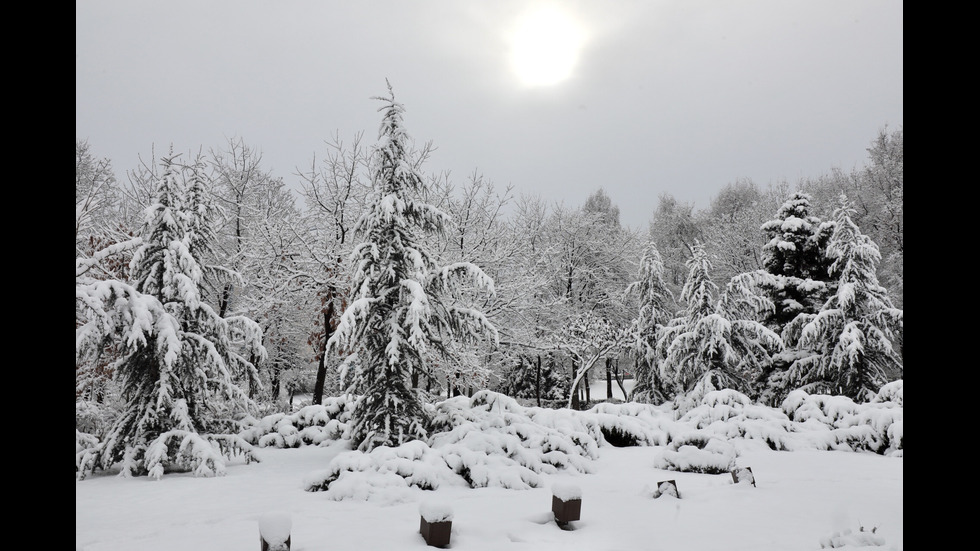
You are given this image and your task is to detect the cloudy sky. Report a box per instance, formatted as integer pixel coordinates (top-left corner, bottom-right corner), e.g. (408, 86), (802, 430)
(75, 1), (903, 229)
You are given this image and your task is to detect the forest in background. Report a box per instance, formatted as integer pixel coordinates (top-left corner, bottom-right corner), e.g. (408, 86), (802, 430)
(76, 91), (902, 475)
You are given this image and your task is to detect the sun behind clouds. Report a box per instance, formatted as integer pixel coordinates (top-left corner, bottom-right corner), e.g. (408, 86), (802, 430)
(507, 5), (587, 88)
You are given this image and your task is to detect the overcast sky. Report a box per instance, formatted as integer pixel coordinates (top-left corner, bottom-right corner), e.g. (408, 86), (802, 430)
(76, 1), (903, 229)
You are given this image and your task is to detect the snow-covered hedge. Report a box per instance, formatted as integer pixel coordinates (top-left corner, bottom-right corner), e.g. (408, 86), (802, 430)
(232, 384), (904, 499)
(238, 396), (352, 448)
(304, 391), (604, 500)
(652, 430), (738, 474)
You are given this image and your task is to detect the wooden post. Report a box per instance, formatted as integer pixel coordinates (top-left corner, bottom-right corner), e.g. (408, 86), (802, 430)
(731, 466), (756, 486)
(419, 501), (453, 548)
(259, 512), (291, 551)
(654, 479), (679, 499)
(551, 483), (582, 527)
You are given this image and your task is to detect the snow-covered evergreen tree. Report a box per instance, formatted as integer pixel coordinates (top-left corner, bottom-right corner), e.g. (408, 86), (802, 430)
(625, 241), (673, 403)
(781, 194), (903, 401)
(657, 242), (782, 401)
(757, 192), (836, 329)
(327, 84), (497, 452)
(76, 150), (266, 479)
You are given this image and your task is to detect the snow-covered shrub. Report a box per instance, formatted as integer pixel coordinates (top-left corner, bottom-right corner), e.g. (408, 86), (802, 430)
(781, 390), (860, 426)
(780, 388), (902, 455)
(238, 396), (352, 448)
(679, 390), (798, 451)
(653, 431), (738, 474)
(871, 379), (902, 406)
(586, 401), (673, 447)
(305, 391), (603, 500)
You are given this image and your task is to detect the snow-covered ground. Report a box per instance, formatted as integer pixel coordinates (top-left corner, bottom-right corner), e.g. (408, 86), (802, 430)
(75, 384), (904, 551)
(75, 441), (902, 550)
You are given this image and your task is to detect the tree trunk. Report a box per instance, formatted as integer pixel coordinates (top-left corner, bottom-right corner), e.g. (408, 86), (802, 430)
(606, 357), (613, 399)
(570, 359), (580, 410)
(535, 355), (542, 407)
(312, 302), (334, 406)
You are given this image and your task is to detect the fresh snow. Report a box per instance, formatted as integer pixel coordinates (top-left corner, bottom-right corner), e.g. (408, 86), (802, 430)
(76, 382), (903, 551)
(258, 511), (291, 544)
(419, 499), (454, 523)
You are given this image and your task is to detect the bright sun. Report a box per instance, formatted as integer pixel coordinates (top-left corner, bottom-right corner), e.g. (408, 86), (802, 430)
(508, 6), (587, 87)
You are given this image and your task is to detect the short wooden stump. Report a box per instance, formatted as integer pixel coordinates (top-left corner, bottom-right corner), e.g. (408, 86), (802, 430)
(420, 517), (452, 548)
(552, 495), (582, 525)
(654, 479), (679, 499)
(260, 535), (290, 551)
(731, 466), (756, 487)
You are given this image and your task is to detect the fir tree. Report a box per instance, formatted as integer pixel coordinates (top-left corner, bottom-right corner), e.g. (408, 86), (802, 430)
(327, 83), (497, 452)
(657, 242), (782, 401)
(757, 192), (836, 328)
(625, 241), (673, 403)
(782, 194), (903, 401)
(76, 150), (266, 479)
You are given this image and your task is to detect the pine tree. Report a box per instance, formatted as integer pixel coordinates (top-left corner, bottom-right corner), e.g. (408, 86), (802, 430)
(625, 241), (673, 403)
(76, 150), (266, 479)
(782, 194), (903, 401)
(757, 192), (836, 328)
(657, 242), (782, 400)
(327, 83), (497, 452)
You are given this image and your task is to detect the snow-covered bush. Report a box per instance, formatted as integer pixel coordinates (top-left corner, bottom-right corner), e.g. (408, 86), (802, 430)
(304, 391), (603, 500)
(238, 396), (353, 448)
(678, 389), (798, 451)
(781, 388), (902, 455)
(653, 430), (738, 474)
(871, 379), (902, 406)
(586, 401), (673, 447)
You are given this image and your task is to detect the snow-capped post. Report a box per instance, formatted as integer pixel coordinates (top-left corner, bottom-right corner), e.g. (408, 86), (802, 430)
(551, 483), (582, 527)
(419, 500), (453, 548)
(259, 511), (291, 551)
(731, 466), (756, 487)
(653, 479), (679, 499)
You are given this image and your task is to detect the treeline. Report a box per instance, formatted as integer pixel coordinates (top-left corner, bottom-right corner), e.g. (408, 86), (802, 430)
(76, 101), (902, 417)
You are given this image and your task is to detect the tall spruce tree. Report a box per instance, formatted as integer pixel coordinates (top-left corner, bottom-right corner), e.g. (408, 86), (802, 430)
(781, 194), (903, 401)
(657, 242), (782, 401)
(625, 241), (673, 403)
(327, 84), (497, 452)
(76, 150), (266, 479)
